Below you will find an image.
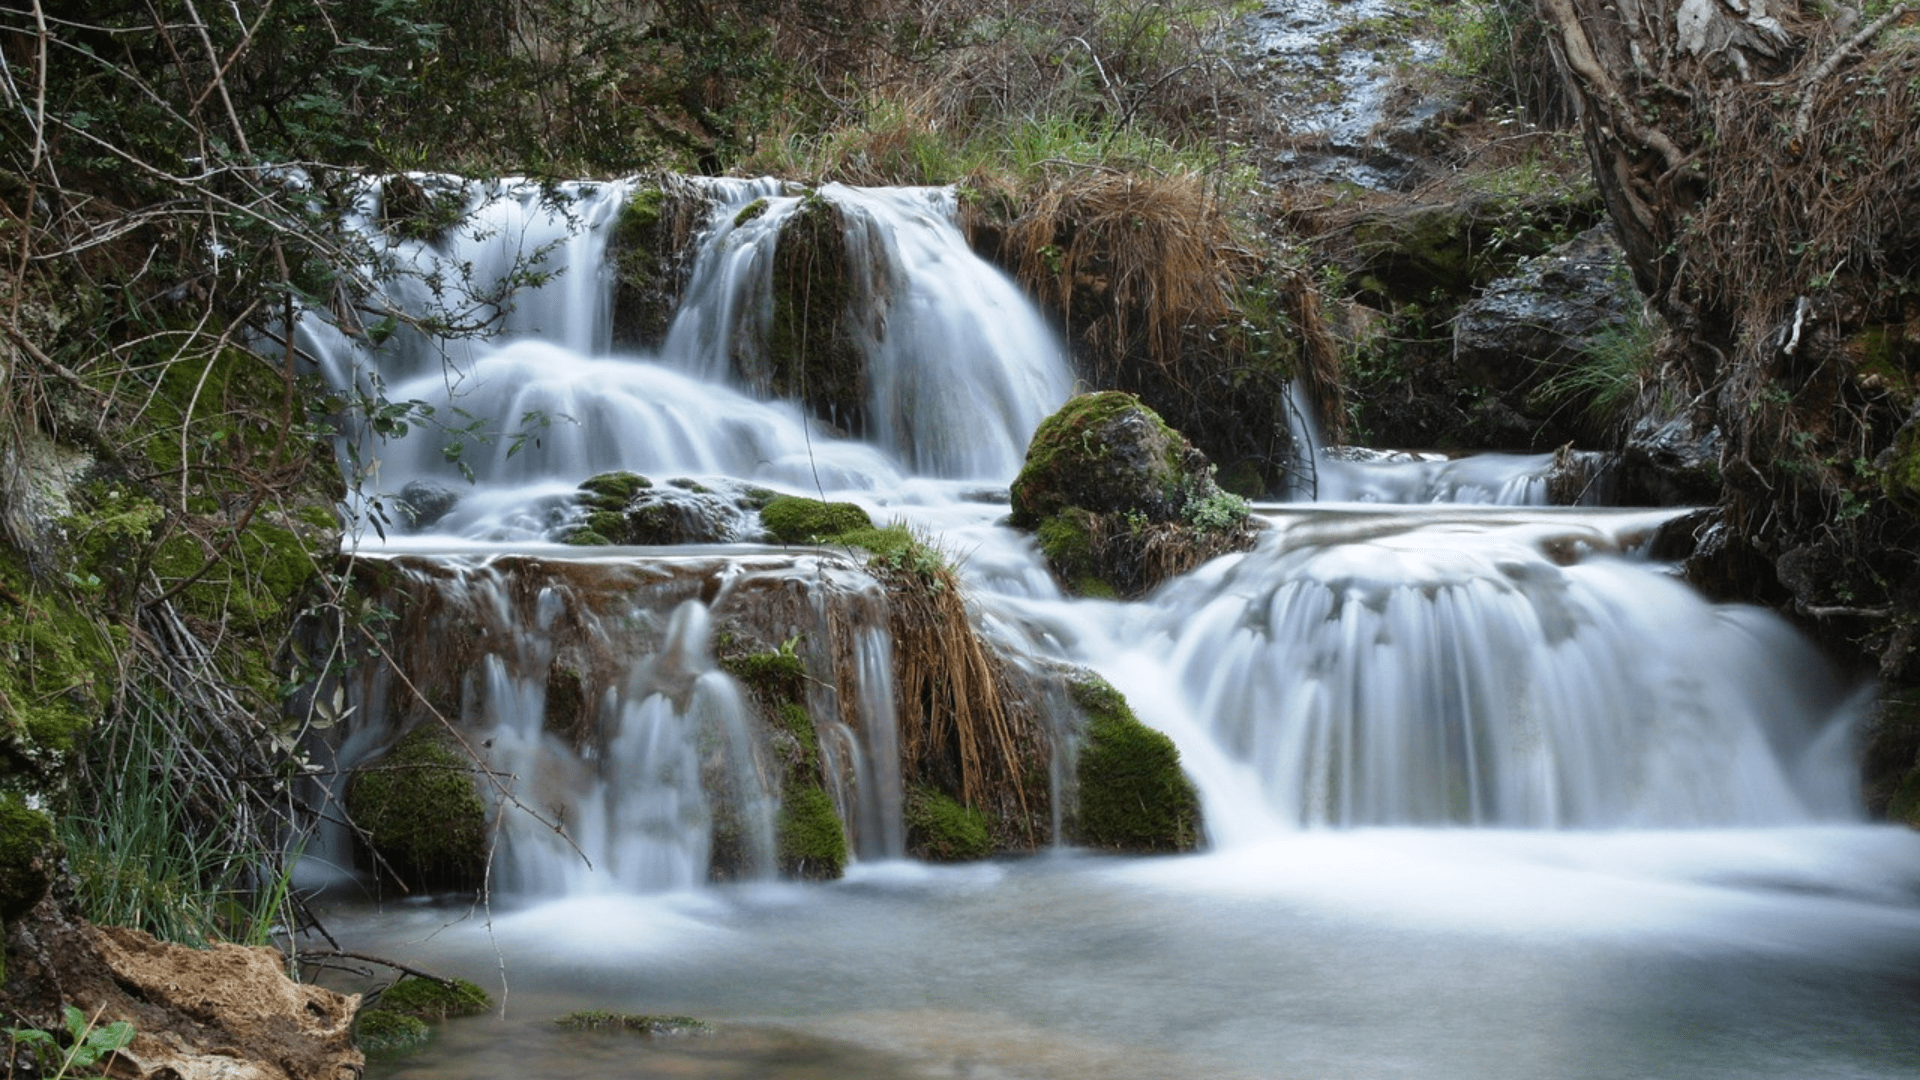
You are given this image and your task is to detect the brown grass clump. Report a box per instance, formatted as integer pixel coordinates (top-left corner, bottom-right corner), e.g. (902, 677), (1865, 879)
(874, 553), (1047, 845)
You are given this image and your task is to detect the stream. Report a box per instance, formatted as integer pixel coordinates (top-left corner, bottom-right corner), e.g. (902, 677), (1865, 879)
(300, 175), (1920, 1079)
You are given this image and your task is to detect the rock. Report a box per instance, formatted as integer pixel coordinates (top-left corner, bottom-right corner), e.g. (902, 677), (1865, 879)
(1010, 392), (1257, 598)
(1066, 675), (1200, 853)
(1860, 689), (1920, 824)
(3, 901), (361, 1080)
(1621, 413), (1723, 505)
(565, 474), (772, 546)
(345, 726), (489, 893)
(396, 479), (459, 531)
(1453, 226), (1641, 445)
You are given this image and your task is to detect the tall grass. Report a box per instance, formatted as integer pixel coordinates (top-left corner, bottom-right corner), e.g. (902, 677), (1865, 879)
(60, 687), (299, 949)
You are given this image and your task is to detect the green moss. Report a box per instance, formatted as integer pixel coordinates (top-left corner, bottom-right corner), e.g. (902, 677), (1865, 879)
(353, 1009), (431, 1055)
(776, 783), (847, 880)
(761, 496), (873, 543)
(904, 786), (992, 862)
(1036, 509), (1113, 598)
(733, 197), (770, 227)
(1068, 675), (1200, 854)
(378, 976), (491, 1021)
(0, 549), (117, 780)
(764, 193), (866, 429)
(345, 727), (489, 893)
(555, 1011), (710, 1036)
(0, 792), (56, 921)
(579, 471), (653, 508)
(1889, 768), (1920, 827)
(1010, 392), (1181, 528)
(618, 187), (666, 246)
(722, 646), (806, 700)
(1882, 419), (1920, 513)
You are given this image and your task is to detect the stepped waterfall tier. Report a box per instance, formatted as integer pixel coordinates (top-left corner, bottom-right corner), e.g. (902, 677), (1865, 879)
(303, 176), (1920, 1080)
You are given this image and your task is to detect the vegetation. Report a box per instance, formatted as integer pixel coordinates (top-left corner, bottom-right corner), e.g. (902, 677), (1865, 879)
(1068, 675), (1199, 853)
(375, 977), (492, 1022)
(4, 1005), (136, 1080)
(345, 727), (491, 894)
(554, 1011), (710, 1037)
(1011, 393), (1256, 597)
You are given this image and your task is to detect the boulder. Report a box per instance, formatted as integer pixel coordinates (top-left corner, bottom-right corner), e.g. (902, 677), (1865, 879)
(565, 473), (772, 546)
(1010, 392), (1257, 598)
(3, 903), (361, 1080)
(1453, 226), (1642, 445)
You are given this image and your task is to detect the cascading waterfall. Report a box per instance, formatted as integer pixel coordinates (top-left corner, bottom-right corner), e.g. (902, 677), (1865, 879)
(305, 173), (1870, 904)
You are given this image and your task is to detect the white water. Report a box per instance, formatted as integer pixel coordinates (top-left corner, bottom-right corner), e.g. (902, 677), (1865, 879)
(300, 175), (1920, 1080)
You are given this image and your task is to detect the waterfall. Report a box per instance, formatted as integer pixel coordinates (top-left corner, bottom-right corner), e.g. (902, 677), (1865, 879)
(304, 173), (1867, 898)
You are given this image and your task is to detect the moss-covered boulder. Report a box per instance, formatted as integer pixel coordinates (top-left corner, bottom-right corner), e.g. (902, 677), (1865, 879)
(376, 976), (491, 1022)
(759, 496), (873, 544)
(904, 786), (993, 862)
(353, 1009), (431, 1055)
(564, 473), (772, 546)
(1067, 676), (1200, 854)
(1010, 393), (1257, 598)
(739, 192), (868, 434)
(345, 727), (489, 893)
(610, 182), (711, 350)
(0, 792), (56, 922)
(717, 636), (847, 881)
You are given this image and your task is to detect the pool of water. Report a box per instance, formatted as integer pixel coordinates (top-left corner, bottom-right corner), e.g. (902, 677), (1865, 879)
(328, 826), (1920, 1080)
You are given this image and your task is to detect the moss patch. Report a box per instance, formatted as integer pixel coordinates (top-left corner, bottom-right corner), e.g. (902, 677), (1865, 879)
(776, 783), (847, 880)
(579, 471), (654, 507)
(345, 727), (489, 893)
(904, 786), (993, 862)
(377, 976), (491, 1021)
(555, 1011), (710, 1037)
(1068, 675), (1199, 854)
(760, 496), (874, 543)
(0, 792), (56, 921)
(353, 1009), (431, 1055)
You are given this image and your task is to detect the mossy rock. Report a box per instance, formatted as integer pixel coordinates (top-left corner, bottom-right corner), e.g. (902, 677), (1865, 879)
(904, 787), (993, 862)
(346, 727), (490, 893)
(776, 783), (847, 880)
(1067, 676), (1200, 854)
(0, 792), (56, 922)
(610, 185), (682, 349)
(1011, 394), (1254, 597)
(759, 193), (868, 433)
(555, 1011), (710, 1037)
(353, 1009), (431, 1055)
(760, 496), (873, 544)
(378, 976), (491, 1021)
(1010, 392), (1194, 527)
(578, 471), (653, 508)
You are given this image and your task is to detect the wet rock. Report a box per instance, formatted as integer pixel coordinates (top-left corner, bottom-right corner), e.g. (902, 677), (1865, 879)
(396, 479), (459, 531)
(1011, 393), (1203, 525)
(1621, 413), (1723, 505)
(345, 726), (489, 894)
(1065, 675), (1200, 854)
(1453, 226), (1641, 445)
(565, 473), (772, 546)
(3, 901), (361, 1080)
(1860, 690), (1920, 824)
(1010, 392), (1258, 598)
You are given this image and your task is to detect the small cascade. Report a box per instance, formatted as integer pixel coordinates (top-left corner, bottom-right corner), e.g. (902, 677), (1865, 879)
(1134, 508), (1860, 830)
(316, 549), (908, 892)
